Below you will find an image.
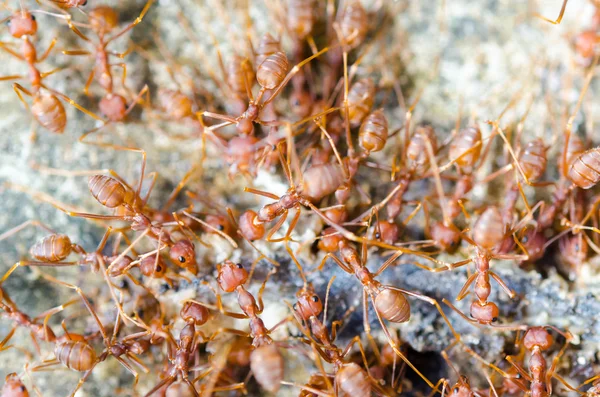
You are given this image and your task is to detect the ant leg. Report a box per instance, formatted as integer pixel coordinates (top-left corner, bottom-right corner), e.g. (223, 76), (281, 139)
(12, 83), (32, 111)
(145, 376), (176, 397)
(244, 187), (281, 201)
(202, 111), (238, 124)
(534, 0), (568, 24)
(82, 70), (94, 96)
(368, 292), (437, 390)
(0, 327), (16, 352)
(0, 220), (56, 242)
(456, 273), (478, 301)
(489, 272), (517, 299)
(262, 45), (332, 107)
(385, 286), (461, 343)
(183, 211), (237, 248)
(201, 283), (247, 320)
(0, 42), (25, 61)
(265, 210), (289, 242)
(373, 251), (403, 277)
(505, 356), (533, 382)
(124, 84), (150, 117)
(546, 327), (573, 395)
(280, 382), (332, 397)
(68, 358), (104, 397)
(106, 0), (154, 44)
(285, 244), (308, 288)
(255, 269), (277, 313)
(35, 272), (109, 344)
(315, 252), (352, 274)
(40, 84), (102, 121)
(270, 208), (301, 243)
(37, 38), (58, 62)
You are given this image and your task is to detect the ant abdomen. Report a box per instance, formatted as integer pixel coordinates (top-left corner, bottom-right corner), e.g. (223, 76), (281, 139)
(287, 0), (316, 41)
(227, 56), (255, 98)
(32, 94), (66, 134)
(257, 51), (289, 90)
(338, 1), (368, 50)
(250, 344), (284, 393)
(165, 381), (195, 397)
(374, 288), (410, 323)
(449, 126), (482, 172)
(567, 148), (600, 189)
(158, 89), (194, 120)
(256, 33), (282, 67)
(359, 109), (388, 153)
(300, 163), (346, 201)
(239, 210), (266, 241)
(519, 139), (547, 181)
(29, 234), (72, 262)
(472, 207), (505, 251)
(346, 78), (375, 127)
(55, 340), (97, 372)
(88, 175), (128, 208)
(336, 363), (371, 397)
(406, 125), (437, 175)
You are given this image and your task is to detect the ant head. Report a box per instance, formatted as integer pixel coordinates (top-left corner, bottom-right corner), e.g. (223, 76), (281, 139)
(430, 222), (461, 253)
(139, 255), (167, 278)
(523, 327), (553, 351)
(217, 260), (248, 292)
(99, 94), (127, 122)
(169, 239), (197, 273)
(294, 288), (323, 321)
(180, 301), (210, 326)
(449, 376), (472, 397)
(289, 89), (312, 118)
(88, 6), (119, 35)
(204, 214), (231, 235)
(2, 373), (28, 397)
(9, 11), (37, 38)
(318, 227), (343, 253)
(469, 301), (499, 325)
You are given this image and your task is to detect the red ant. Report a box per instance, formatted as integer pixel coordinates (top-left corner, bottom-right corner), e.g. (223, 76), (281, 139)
(0, 4), (101, 140)
(313, 217), (462, 390)
(287, 277), (391, 397)
(60, 1), (153, 142)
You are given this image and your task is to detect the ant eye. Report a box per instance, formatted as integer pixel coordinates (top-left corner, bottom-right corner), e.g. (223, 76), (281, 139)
(293, 303), (297, 310)
(311, 296), (319, 302)
(217, 224), (224, 231)
(236, 263), (243, 269)
(156, 265), (163, 272)
(31, 15), (36, 21)
(454, 388), (459, 394)
(516, 373), (522, 379)
(375, 232), (381, 239)
(522, 236), (528, 243)
(178, 256), (186, 263)
(492, 317), (498, 323)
